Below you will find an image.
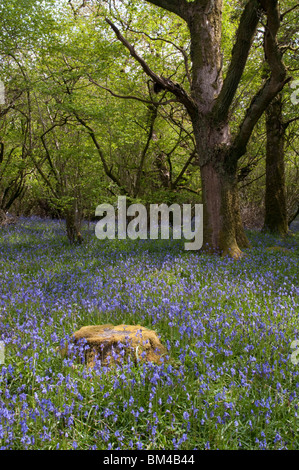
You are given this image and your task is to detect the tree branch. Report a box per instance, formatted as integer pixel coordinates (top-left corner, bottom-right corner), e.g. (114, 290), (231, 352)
(40, 118), (69, 183)
(284, 116), (299, 129)
(172, 149), (196, 188)
(144, 0), (191, 22)
(280, 3), (299, 20)
(288, 205), (299, 226)
(105, 18), (197, 116)
(122, 27), (192, 86)
(72, 110), (129, 194)
(30, 152), (58, 198)
(212, 0), (260, 123)
(229, 0), (290, 163)
(87, 74), (177, 106)
(176, 185), (201, 195)
(134, 106), (158, 197)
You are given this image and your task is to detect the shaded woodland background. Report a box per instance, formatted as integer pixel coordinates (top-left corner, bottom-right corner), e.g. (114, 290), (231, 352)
(0, 0), (298, 247)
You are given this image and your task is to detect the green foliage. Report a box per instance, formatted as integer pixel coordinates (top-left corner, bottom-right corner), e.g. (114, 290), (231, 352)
(0, 0), (297, 228)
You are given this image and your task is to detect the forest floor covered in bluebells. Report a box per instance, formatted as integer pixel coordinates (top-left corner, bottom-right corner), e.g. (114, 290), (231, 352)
(0, 217), (298, 450)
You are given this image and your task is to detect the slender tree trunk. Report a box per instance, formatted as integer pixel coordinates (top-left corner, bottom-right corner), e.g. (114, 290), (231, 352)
(65, 203), (83, 245)
(263, 94), (288, 236)
(233, 181), (249, 249)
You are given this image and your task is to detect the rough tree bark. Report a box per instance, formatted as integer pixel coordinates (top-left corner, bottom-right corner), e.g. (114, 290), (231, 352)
(107, 0), (290, 258)
(64, 203), (83, 245)
(263, 94), (288, 236)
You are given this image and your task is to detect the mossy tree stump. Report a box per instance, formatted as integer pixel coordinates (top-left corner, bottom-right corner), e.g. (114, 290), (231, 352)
(64, 324), (167, 367)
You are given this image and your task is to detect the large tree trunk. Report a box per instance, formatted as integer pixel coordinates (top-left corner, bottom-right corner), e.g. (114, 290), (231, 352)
(192, 107), (250, 258)
(263, 94), (288, 236)
(188, 3), (249, 258)
(200, 157), (249, 258)
(108, 0), (287, 257)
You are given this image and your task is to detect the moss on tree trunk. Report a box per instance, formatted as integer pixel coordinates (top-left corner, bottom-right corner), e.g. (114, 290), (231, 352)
(201, 159), (249, 259)
(263, 94), (288, 236)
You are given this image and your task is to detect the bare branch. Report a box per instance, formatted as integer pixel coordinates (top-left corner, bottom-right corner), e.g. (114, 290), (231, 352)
(176, 185), (201, 195)
(134, 106), (158, 197)
(284, 116), (299, 129)
(67, 0), (86, 17)
(72, 110), (129, 194)
(280, 3), (299, 20)
(40, 118), (70, 183)
(105, 18), (197, 116)
(239, 172), (265, 189)
(30, 152), (58, 198)
(123, 27), (192, 86)
(172, 149), (196, 188)
(280, 45), (299, 54)
(0, 90), (23, 118)
(87, 75), (177, 106)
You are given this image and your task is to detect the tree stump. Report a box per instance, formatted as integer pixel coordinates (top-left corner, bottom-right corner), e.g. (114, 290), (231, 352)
(0, 210), (17, 227)
(63, 324), (167, 367)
